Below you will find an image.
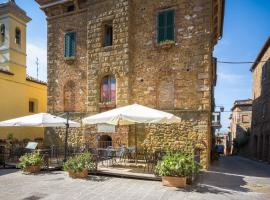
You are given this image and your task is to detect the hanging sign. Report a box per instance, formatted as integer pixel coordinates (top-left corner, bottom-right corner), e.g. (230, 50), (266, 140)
(97, 124), (116, 133)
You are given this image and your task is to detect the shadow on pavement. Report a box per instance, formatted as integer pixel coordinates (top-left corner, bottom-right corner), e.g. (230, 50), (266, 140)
(86, 175), (112, 182)
(211, 156), (270, 178)
(0, 168), (19, 176)
(197, 170), (249, 193)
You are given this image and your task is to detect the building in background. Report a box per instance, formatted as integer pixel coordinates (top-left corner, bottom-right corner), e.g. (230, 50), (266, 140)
(229, 99), (252, 141)
(35, 0), (224, 168)
(0, 1), (47, 140)
(215, 133), (229, 155)
(250, 36), (270, 163)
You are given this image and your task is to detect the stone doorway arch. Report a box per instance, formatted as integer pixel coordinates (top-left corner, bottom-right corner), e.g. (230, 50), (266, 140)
(98, 135), (112, 148)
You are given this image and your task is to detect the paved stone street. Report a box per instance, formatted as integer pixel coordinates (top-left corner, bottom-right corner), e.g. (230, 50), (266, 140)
(0, 156), (269, 200)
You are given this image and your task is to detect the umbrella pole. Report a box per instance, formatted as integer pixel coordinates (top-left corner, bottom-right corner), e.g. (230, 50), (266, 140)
(135, 124), (137, 165)
(64, 112), (69, 162)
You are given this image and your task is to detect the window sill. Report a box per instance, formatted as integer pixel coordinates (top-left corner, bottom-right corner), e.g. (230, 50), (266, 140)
(64, 56), (76, 64)
(157, 40), (175, 50)
(103, 46), (113, 51)
(99, 102), (116, 109)
(64, 56), (76, 60)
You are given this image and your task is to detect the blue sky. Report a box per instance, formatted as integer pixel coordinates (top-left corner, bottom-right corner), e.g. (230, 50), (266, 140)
(7, 0), (270, 132)
(214, 0), (270, 132)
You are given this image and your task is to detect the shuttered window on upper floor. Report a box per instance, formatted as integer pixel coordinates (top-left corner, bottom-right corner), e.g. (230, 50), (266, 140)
(157, 10), (175, 43)
(64, 32), (76, 58)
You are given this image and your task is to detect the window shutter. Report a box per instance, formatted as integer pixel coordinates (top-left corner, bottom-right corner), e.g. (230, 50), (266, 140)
(166, 10), (174, 40)
(70, 32), (76, 57)
(157, 10), (175, 43)
(64, 33), (70, 57)
(158, 12), (165, 43)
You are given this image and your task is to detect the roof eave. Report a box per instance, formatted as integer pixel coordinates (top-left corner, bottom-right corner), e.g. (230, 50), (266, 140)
(250, 36), (270, 72)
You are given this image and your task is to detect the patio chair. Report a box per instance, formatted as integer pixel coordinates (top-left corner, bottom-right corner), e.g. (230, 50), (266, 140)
(115, 146), (127, 165)
(106, 146), (116, 166)
(127, 147), (136, 162)
(143, 151), (156, 173)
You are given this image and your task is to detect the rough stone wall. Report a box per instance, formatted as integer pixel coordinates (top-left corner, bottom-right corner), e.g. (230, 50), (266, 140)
(87, 0), (130, 113)
(42, 0), (217, 168)
(47, 10), (88, 113)
(129, 0), (213, 111)
(251, 45), (270, 163)
(128, 0), (214, 167)
(230, 105), (252, 140)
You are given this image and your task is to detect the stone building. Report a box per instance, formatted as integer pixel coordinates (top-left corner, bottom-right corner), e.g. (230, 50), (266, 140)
(228, 99), (252, 154)
(250, 37), (270, 163)
(35, 0), (224, 168)
(229, 99), (252, 141)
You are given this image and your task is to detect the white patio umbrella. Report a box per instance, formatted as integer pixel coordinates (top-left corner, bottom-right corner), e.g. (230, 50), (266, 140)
(0, 113), (80, 161)
(0, 113), (80, 128)
(82, 103), (181, 125)
(82, 104), (181, 163)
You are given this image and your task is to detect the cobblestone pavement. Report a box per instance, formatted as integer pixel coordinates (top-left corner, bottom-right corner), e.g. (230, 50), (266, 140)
(0, 156), (269, 200)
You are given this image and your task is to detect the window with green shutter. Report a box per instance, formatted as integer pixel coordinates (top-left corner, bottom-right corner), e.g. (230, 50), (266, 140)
(157, 10), (175, 43)
(64, 32), (76, 58)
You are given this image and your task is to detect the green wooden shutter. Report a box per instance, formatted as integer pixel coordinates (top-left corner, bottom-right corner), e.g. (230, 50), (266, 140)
(166, 10), (174, 40)
(158, 12), (165, 43)
(64, 32), (76, 57)
(64, 33), (70, 57)
(158, 10), (175, 43)
(70, 32), (76, 57)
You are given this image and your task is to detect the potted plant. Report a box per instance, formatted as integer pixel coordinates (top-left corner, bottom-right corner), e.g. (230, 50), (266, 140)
(155, 153), (200, 188)
(63, 152), (94, 179)
(17, 151), (43, 173)
(158, 40), (175, 49)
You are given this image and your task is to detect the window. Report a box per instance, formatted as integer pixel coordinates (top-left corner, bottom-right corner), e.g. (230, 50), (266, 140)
(104, 21), (113, 47)
(101, 75), (116, 103)
(29, 101), (35, 113)
(0, 24), (5, 43)
(67, 4), (75, 12)
(157, 10), (175, 43)
(15, 28), (21, 45)
(64, 32), (76, 58)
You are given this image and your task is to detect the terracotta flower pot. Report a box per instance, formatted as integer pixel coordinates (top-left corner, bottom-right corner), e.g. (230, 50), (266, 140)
(68, 169), (88, 179)
(162, 176), (187, 188)
(24, 165), (41, 173)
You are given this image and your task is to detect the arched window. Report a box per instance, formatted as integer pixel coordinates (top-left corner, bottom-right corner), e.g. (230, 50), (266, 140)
(64, 81), (75, 112)
(0, 24), (5, 43)
(100, 75), (116, 103)
(15, 27), (21, 45)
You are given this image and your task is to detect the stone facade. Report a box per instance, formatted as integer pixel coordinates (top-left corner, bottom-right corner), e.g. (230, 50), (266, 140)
(229, 99), (252, 155)
(251, 37), (270, 163)
(229, 99), (252, 140)
(36, 0), (224, 168)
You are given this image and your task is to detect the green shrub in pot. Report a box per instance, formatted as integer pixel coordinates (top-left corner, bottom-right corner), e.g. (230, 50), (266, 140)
(63, 152), (94, 178)
(155, 153), (200, 187)
(155, 153), (200, 177)
(17, 151), (43, 173)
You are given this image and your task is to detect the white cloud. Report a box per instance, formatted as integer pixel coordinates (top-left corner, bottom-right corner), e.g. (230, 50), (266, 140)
(26, 43), (47, 82)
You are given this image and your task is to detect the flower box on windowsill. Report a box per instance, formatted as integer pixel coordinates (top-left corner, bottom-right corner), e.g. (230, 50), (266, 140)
(99, 102), (116, 109)
(158, 40), (175, 50)
(64, 56), (76, 64)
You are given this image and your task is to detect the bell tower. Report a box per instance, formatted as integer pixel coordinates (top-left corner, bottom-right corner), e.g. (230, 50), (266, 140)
(0, 0), (31, 80)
